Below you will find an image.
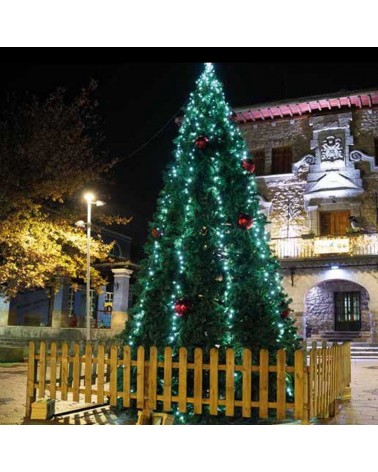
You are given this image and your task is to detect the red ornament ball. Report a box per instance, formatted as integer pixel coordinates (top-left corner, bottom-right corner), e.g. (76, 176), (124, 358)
(241, 158), (255, 174)
(174, 298), (191, 317)
(237, 213), (254, 230)
(151, 228), (161, 239)
(281, 309), (291, 319)
(195, 136), (209, 150)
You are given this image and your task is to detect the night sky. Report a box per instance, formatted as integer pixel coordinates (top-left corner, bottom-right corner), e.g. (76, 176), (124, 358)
(2, 61), (378, 261)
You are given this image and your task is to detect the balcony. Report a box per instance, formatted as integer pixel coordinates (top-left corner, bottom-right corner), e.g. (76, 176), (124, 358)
(270, 233), (378, 260)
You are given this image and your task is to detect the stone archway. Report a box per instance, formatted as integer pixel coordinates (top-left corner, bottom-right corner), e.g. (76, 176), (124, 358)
(304, 279), (370, 336)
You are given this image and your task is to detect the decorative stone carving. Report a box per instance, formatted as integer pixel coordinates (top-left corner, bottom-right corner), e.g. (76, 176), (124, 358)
(292, 112), (377, 203)
(320, 135), (344, 162)
(349, 150), (376, 172)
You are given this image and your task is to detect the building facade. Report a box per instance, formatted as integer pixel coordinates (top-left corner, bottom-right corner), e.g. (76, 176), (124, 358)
(0, 229), (135, 341)
(235, 89), (378, 342)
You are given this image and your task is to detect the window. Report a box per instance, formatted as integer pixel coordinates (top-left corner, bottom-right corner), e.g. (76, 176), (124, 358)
(251, 149), (265, 175)
(319, 211), (350, 236)
(89, 289), (98, 317)
(271, 146), (292, 174)
(374, 138), (378, 166)
(68, 287), (75, 317)
(334, 292), (361, 331)
(110, 242), (122, 258)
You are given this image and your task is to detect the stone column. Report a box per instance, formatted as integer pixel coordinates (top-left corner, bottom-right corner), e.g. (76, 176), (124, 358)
(293, 311), (305, 340)
(111, 268), (133, 331)
(369, 303), (378, 343)
(0, 297), (10, 327)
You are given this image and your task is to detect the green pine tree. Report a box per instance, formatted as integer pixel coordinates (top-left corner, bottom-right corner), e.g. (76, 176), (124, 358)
(124, 62), (299, 364)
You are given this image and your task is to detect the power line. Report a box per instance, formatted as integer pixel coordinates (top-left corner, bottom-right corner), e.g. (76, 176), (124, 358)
(116, 104), (184, 165)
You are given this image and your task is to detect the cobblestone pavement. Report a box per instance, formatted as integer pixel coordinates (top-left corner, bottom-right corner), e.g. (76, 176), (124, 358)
(1, 359), (377, 425)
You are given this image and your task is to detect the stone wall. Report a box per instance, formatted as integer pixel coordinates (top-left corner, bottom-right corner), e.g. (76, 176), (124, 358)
(305, 280), (370, 334)
(240, 116), (312, 170)
(353, 109), (378, 155)
(239, 108), (378, 239)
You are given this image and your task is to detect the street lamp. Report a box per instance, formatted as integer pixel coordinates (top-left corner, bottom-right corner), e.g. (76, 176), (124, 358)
(83, 192), (105, 342)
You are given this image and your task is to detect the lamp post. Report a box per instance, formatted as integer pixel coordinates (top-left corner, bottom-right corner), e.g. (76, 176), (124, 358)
(83, 192), (105, 342)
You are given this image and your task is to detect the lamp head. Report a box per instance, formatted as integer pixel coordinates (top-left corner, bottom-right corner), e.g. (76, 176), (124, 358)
(74, 220), (86, 229)
(95, 200), (106, 207)
(84, 192), (95, 203)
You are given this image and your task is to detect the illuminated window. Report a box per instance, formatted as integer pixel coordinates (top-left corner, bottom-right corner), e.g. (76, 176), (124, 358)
(271, 146), (292, 174)
(251, 149), (265, 175)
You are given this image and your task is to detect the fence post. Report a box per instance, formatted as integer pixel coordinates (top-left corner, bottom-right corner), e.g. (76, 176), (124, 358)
(25, 342), (37, 418)
(294, 349), (306, 423)
(341, 342), (352, 400)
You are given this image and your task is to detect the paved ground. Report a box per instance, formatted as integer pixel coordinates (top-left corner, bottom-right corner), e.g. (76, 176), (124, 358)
(316, 359), (378, 425)
(0, 362), (135, 425)
(1, 359), (377, 425)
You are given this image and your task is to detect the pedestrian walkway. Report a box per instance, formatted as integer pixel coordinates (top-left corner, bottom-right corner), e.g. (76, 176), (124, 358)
(1, 359), (378, 425)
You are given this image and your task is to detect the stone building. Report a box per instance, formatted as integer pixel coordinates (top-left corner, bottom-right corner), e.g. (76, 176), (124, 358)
(235, 89), (378, 342)
(0, 228), (135, 342)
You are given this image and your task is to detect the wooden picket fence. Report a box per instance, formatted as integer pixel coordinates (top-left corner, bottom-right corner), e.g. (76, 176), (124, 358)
(25, 340), (351, 424)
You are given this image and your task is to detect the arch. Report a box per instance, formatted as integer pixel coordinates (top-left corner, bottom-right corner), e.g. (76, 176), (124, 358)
(304, 279), (371, 336)
(282, 268), (378, 314)
(281, 268), (378, 340)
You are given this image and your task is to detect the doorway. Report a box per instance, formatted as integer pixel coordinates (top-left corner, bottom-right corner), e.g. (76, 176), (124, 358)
(334, 291), (361, 331)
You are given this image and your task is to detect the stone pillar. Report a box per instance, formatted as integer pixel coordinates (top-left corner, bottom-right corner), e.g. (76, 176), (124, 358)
(293, 311), (305, 340)
(369, 303), (378, 343)
(0, 297), (10, 327)
(111, 268), (133, 331)
(51, 283), (69, 328)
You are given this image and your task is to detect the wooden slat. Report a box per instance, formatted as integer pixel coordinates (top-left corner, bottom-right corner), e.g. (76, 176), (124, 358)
(109, 345), (118, 406)
(122, 345), (131, 408)
(225, 349), (235, 416)
(325, 345), (331, 415)
(276, 349), (286, 420)
(193, 348), (203, 415)
(72, 343), (80, 402)
(50, 342), (57, 400)
(242, 349), (252, 418)
(38, 341), (46, 398)
(91, 344), (98, 386)
(163, 347), (172, 411)
(97, 344), (105, 404)
(259, 349), (269, 419)
(25, 342), (36, 417)
(84, 344), (93, 404)
(149, 347), (158, 410)
(178, 347), (187, 413)
(136, 346), (145, 409)
(61, 343), (69, 401)
(294, 349), (304, 421)
(309, 344), (317, 418)
(321, 343), (327, 417)
(209, 348), (219, 416)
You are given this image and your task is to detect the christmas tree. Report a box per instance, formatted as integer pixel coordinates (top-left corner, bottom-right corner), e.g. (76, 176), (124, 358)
(125, 63), (299, 360)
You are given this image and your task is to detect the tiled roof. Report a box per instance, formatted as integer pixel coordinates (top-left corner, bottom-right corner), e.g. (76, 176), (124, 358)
(234, 89), (378, 123)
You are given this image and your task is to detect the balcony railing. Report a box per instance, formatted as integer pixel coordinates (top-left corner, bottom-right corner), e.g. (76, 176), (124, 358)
(270, 233), (378, 260)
